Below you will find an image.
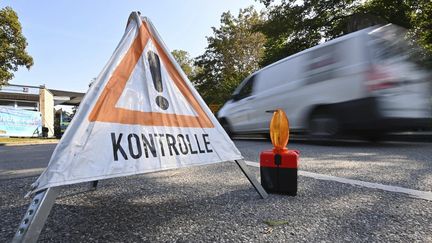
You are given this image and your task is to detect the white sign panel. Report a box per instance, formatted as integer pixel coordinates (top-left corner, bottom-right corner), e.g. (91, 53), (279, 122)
(30, 13), (242, 194)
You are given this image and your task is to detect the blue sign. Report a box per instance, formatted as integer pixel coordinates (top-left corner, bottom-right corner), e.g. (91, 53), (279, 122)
(0, 106), (42, 137)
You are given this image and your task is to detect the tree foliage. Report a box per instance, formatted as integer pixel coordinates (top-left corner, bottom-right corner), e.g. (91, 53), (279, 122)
(194, 7), (266, 105)
(257, 0), (432, 66)
(257, 0), (360, 66)
(0, 7), (33, 85)
(410, 0), (432, 53)
(171, 49), (195, 78)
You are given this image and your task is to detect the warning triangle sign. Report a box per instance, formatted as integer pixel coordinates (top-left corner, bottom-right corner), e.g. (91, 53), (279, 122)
(30, 12), (242, 194)
(88, 21), (213, 128)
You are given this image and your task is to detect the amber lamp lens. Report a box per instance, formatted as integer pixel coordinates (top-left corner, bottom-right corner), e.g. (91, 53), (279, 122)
(270, 109), (289, 150)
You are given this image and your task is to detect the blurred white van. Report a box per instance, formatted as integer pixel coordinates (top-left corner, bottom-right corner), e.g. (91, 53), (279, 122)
(217, 24), (432, 140)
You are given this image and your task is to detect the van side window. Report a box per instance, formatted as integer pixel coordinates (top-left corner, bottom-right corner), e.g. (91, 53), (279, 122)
(237, 75), (255, 100)
(305, 43), (340, 85)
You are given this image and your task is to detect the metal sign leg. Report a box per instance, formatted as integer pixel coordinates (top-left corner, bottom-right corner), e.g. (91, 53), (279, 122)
(235, 160), (268, 199)
(90, 180), (99, 190)
(12, 187), (61, 243)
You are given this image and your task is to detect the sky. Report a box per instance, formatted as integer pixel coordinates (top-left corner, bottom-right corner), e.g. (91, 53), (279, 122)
(1, 0), (264, 92)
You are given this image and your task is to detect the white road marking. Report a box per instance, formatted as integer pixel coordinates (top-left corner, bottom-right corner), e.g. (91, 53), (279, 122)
(244, 161), (432, 201)
(0, 168), (45, 179)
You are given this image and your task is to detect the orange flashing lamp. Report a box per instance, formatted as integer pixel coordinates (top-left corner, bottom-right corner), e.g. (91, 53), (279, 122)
(260, 108), (299, 196)
(270, 109), (289, 152)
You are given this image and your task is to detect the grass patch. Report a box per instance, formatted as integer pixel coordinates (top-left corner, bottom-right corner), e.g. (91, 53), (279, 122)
(263, 220), (289, 227)
(0, 137), (59, 145)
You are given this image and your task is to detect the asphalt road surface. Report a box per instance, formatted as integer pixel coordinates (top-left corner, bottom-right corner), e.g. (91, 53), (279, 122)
(1, 139), (431, 242)
(237, 138), (432, 191)
(0, 144), (56, 180)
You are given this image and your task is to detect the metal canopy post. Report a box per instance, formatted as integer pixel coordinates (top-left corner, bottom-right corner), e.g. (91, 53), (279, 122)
(235, 160), (268, 199)
(12, 187), (61, 243)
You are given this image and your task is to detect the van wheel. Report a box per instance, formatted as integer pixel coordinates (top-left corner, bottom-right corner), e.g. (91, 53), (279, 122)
(308, 110), (339, 140)
(363, 132), (383, 142)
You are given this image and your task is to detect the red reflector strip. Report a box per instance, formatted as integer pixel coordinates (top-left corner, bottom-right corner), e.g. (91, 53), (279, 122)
(367, 81), (396, 91)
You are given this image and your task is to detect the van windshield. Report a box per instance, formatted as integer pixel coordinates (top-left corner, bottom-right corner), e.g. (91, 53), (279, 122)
(232, 75), (255, 101)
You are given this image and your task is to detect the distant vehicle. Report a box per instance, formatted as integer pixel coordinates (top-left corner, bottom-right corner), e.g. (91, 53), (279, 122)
(217, 24), (432, 140)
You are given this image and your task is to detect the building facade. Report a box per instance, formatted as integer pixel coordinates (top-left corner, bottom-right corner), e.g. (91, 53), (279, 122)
(0, 84), (84, 137)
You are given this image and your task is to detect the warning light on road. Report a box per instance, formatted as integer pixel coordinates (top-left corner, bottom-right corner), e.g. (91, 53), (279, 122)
(261, 108), (298, 196)
(270, 109), (289, 152)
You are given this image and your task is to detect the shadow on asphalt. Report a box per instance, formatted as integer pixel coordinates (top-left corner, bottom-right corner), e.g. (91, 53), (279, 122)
(232, 134), (430, 148)
(2, 163), (429, 242)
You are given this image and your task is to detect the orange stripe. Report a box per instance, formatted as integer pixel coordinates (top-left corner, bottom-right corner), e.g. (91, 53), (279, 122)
(88, 21), (214, 128)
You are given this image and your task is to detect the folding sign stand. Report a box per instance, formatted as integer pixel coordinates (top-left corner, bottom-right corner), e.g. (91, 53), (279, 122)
(12, 160), (267, 243)
(90, 180), (99, 190)
(12, 12), (269, 242)
(235, 160), (268, 198)
(12, 187), (60, 243)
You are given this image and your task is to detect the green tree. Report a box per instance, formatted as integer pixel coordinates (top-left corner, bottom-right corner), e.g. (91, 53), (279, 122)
(257, 0), (432, 66)
(0, 7), (33, 85)
(194, 6), (266, 105)
(257, 0), (361, 66)
(171, 49), (195, 78)
(410, 0), (432, 53)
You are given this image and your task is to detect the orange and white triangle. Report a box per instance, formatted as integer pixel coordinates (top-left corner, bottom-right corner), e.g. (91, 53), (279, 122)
(88, 21), (214, 128)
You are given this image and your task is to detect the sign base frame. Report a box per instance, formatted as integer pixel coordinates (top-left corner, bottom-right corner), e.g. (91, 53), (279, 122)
(12, 160), (267, 242)
(12, 187), (61, 243)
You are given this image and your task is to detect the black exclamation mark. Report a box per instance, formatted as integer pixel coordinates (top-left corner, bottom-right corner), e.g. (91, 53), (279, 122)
(148, 51), (169, 110)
